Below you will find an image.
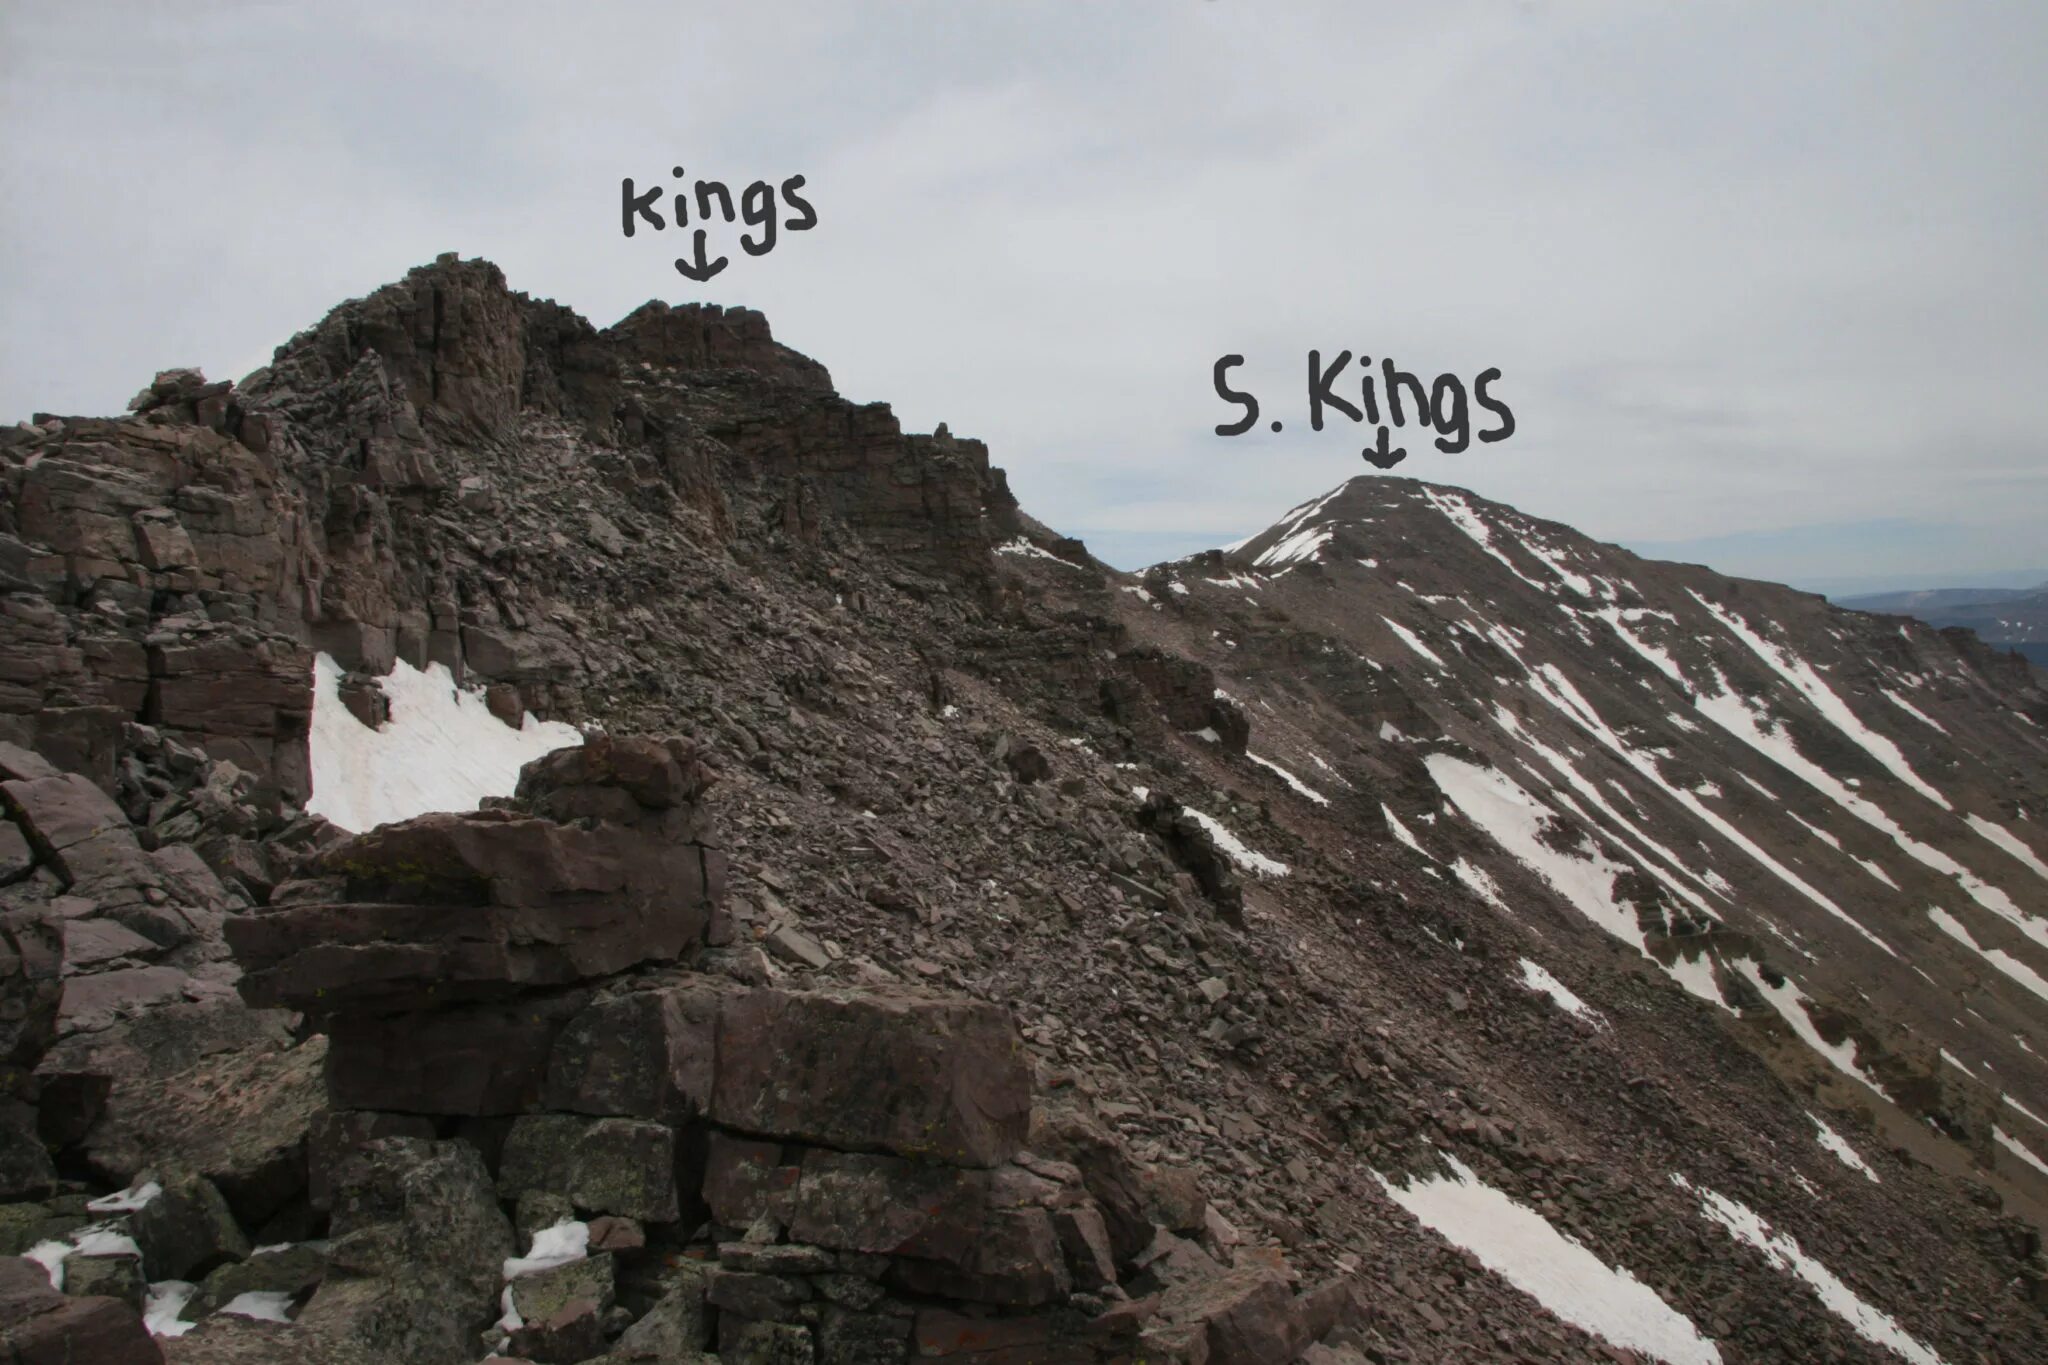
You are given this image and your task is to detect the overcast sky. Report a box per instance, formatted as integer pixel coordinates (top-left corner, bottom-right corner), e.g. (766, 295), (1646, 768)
(5, 2), (2044, 595)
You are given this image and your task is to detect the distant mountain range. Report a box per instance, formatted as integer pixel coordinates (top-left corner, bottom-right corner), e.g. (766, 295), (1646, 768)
(1837, 582), (2048, 664)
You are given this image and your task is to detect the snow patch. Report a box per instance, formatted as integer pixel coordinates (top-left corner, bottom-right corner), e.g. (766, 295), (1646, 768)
(221, 1291), (296, 1323)
(308, 653), (583, 834)
(1424, 754), (1725, 1009)
(1965, 815), (2048, 884)
(145, 1280), (198, 1337)
(1517, 958), (1604, 1026)
(1997, 1127), (2048, 1180)
(1382, 617), (1446, 666)
(1675, 1175), (1945, 1365)
(994, 537), (1084, 569)
(1927, 908), (2048, 1005)
(1249, 753), (1330, 805)
(1379, 1154), (1720, 1364)
(1807, 1113), (1880, 1183)
(1254, 525), (1334, 568)
(1732, 961), (1889, 1098)
(1419, 488), (1555, 595)
(505, 1218), (590, 1280)
(1691, 593), (1949, 810)
(1183, 807), (1288, 878)
(1882, 690), (1947, 734)
(87, 1181), (162, 1213)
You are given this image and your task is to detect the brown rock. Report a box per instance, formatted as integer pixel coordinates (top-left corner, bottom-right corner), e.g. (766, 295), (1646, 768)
(0, 1254), (162, 1364)
(1157, 1267), (1307, 1365)
(541, 979), (724, 1120)
(785, 1150), (1072, 1306)
(504, 1298), (605, 1365)
(702, 1133), (800, 1228)
(230, 810), (714, 1015)
(325, 988), (590, 1116)
(712, 988), (1030, 1167)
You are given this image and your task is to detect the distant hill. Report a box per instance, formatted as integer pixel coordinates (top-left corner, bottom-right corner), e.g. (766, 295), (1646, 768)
(1837, 584), (2042, 614)
(1838, 582), (2048, 649)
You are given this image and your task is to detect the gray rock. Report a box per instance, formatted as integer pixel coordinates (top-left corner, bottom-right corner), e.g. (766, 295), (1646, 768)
(128, 1173), (249, 1281)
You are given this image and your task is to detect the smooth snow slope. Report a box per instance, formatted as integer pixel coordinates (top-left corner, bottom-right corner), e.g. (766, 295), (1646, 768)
(307, 653), (583, 833)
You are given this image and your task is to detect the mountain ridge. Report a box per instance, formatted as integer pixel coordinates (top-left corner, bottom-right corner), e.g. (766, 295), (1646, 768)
(1, 255), (2045, 1363)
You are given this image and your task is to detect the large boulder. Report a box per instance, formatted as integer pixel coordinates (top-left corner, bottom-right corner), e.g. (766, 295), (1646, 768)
(498, 1115), (680, 1222)
(228, 809), (718, 1014)
(44, 1006), (321, 1229)
(712, 988), (1030, 1168)
(323, 987), (591, 1116)
(541, 977), (726, 1121)
(228, 737), (727, 1019)
(1156, 1267), (1309, 1365)
(0, 1253), (162, 1363)
(300, 1136), (513, 1365)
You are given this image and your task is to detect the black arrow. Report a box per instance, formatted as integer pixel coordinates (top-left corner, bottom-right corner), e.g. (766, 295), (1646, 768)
(673, 229), (728, 282)
(1363, 425), (1407, 469)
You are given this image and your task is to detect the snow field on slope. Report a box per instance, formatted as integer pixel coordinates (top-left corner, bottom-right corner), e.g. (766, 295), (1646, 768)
(1378, 1154), (1722, 1364)
(1692, 593), (1949, 809)
(1673, 1175), (1946, 1365)
(1695, 596), (2048, 939)
(1256, 525), (1336, 567)
(308, 653), (584, 833)
(1250, 485), (1348, 568)
(1594, 594), (2041, 957)
(1488, 702), (1724, 922)
(1481, 617), (1893, 955)
(1422, 753), (1726, 1010)
(1731, 960), (1890, 1099)
(1129, 788), (1287, 877)
(1693, 674), (2044, 953)
(1248, 752), (1329, 804)
(993, 537), (1084, 569)
(1419, 487), (1556, 596)
(1996, 1128), (2048, 1180)
(1517, 958), (1605, 1026)
(1964, 814), (2048, 883)
(1806, 1112), (1880, 1183)
(1926, 907), (2048, 1004)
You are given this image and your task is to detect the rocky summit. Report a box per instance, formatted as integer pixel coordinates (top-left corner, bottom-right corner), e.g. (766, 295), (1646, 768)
(0, 255), (2044, 1364)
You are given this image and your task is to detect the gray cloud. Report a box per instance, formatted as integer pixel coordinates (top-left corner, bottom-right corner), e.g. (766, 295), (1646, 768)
(4, 1), (2043, 589)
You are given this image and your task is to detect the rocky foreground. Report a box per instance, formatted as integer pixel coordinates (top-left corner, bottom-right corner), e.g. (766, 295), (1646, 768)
(0, 256), (2045, 1362)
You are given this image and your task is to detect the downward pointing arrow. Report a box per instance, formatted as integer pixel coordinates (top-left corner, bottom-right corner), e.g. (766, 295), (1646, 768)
(1363, 425), (1408, 469)
(673, 229), (728, 282)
